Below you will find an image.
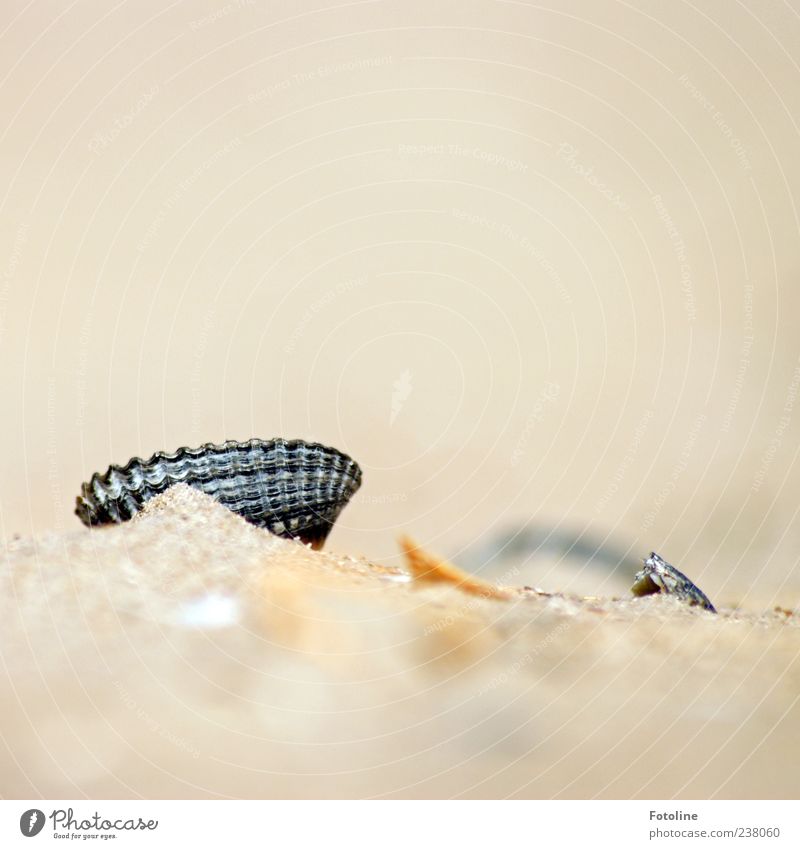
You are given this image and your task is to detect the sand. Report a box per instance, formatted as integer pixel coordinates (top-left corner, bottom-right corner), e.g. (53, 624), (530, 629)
(0, 485), (797, 799)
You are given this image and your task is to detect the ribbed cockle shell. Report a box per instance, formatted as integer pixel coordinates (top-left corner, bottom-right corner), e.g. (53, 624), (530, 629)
(75, 438), (362, 549)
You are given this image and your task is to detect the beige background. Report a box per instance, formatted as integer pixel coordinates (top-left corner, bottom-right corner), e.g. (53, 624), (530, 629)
(2, 0), (800, 608)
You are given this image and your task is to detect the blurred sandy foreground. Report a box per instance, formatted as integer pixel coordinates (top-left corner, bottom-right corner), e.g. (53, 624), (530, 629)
(0, 486), (797, 800)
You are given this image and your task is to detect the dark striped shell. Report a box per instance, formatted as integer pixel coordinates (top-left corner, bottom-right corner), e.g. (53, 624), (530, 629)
(75, 438), (362, 549)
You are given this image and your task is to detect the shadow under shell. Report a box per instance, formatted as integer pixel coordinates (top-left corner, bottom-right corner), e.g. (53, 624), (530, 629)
(75, 438), (362, 549)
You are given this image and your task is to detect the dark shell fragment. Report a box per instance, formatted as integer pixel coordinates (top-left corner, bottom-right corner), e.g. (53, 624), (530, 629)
(75, 438), (362, 549)
(631, 551), (716, 613)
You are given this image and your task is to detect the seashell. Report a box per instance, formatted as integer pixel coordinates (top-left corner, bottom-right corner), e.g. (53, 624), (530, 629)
(631, 551), (716, 613)
(75, 438), (362, 549)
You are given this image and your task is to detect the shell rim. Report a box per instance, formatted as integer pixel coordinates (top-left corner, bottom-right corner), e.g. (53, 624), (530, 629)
(81, 438), (363, 489)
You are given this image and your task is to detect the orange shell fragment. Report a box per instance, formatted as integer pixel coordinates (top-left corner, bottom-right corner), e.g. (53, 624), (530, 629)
(398, 535), (513, 600)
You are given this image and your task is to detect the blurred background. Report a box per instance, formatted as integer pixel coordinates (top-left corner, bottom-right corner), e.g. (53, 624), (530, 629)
(1, 0), (799, 607)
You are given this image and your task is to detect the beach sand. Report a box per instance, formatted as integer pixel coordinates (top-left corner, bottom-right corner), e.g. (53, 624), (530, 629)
(1, 485), (797, 799)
